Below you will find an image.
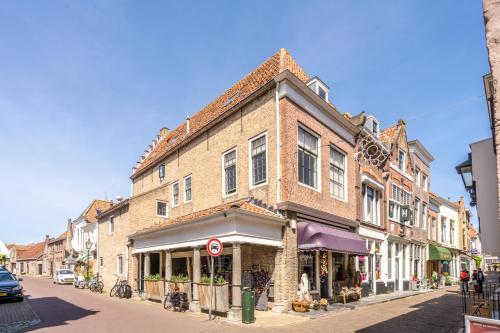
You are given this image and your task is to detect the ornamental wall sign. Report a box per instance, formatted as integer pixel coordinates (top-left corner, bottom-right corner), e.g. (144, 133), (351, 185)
(355, 131), (391, 167)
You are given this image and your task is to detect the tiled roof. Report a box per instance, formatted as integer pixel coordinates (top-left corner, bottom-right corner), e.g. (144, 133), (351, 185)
(96, 198), (129, 220)
(17, 242), (45, 260)
(130, 198), (283, 238)
(132, 48), (309, 178)
(380, 124), (400, 143)
(48, 231), (67, 244)
(84, 200), (112, 223)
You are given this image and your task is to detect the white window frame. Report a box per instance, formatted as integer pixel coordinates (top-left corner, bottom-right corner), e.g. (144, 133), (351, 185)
(414, 197), (420, 227)
(183, 175), (192, 203)
(109, 216), (115, 235)
(422, 174), (428, 192)
(248, 132), (268, 189)
(389, 183), (402, 223)
(156, 200), (169, 218)
(117, 255), (123, 275)
(398, 149), (406, 171)
(363, 183), (380, 226)
(171, 181), (180, 207)
(422, 202), (428, 231)
(297, 125), (321, 192)
(415, 168), (421, 186)
(222, 147), (238, 198)
(329, 145), (348, 202)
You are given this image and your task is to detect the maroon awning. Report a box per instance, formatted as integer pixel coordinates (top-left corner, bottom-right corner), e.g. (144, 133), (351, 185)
(297, 221), (369, 255)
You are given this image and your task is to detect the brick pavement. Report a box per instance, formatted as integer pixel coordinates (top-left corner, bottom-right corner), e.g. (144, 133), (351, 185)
(0, 299), (40, 333)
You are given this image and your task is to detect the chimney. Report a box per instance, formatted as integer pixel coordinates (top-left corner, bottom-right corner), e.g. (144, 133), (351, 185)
(45, 234), (50, 242)
(186, 117), (190, 134)
(116, 195), (123, 202)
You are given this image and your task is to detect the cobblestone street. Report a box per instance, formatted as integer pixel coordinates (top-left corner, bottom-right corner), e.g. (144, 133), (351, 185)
(0, 277), (464, 333)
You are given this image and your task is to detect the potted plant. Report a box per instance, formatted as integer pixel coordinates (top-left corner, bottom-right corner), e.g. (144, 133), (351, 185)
(144, 274), (163, 300)
(168, 274), (191, 295)
(198, 276), (229, 312)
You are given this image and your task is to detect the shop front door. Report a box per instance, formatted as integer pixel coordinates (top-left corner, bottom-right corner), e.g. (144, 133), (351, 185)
(368, 254), (374, 293)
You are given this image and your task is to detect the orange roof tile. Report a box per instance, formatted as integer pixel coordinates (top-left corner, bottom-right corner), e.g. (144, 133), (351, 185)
(130, 198), (282, 238)
(17, 242), (45, 260)
(84, 200), (112, 223)
(380, 124), (400, 143)
(132, 48), (309, 178)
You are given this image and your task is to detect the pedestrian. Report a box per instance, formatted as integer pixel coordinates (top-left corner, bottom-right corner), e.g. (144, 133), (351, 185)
(477, 268), (485, 294)
(460, 268), (470, 293)
(472, 269), (479, 293)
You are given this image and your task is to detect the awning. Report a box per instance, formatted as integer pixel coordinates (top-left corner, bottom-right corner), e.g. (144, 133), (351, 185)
(429, 244), (452, 261)
(297, 221), (369, 255)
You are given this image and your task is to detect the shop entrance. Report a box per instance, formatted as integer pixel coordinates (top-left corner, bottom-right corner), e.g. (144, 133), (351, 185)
(395, 258), (400, 291)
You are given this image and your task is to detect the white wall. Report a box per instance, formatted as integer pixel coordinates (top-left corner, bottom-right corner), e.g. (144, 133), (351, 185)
(471, 138), (500, 256)
(438, 204), (459, 248)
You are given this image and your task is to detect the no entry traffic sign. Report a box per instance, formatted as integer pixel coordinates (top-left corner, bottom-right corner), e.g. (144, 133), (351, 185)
(206, 238), (223, 257)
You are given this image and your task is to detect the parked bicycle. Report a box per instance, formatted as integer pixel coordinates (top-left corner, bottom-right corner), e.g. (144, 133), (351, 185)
(163, 287), (188, 312)
(110, 276), (132, 299)
(89, 276), (104, 293)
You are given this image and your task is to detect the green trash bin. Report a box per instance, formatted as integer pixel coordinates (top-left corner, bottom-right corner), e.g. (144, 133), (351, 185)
(242, 289), (255, 324)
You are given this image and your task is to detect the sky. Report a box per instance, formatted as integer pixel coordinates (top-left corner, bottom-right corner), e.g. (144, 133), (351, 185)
(0, 1), (491, 244)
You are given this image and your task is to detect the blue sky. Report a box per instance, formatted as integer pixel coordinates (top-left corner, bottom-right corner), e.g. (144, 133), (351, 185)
(0, 1), (490, 244)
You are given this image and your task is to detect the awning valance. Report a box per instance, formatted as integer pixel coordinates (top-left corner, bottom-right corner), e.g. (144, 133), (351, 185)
(429, 244), (452, 261)
(297, 221), (369, 255)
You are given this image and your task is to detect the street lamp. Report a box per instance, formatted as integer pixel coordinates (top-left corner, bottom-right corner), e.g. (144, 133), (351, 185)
(456, 153), (476, 206)
(85, 239), (92, 282)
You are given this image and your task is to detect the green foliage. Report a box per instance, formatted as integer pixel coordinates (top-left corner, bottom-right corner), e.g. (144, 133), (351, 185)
(0, 254), (6, 265)
(445, 275), (451, 286)
(473, 255), (482, 268)
(200, 275), (226, 285)
(144, 273), (162, 281)
(170, 274), (189, 283)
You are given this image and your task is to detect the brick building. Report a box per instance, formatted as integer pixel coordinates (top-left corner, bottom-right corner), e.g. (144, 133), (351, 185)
(45, 232), (68, 277)
(15, 242), (45, 276)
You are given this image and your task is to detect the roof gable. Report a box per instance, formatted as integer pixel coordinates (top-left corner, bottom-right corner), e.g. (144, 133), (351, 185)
(17, 242), (45, 260)
(131, 48), (309, 179)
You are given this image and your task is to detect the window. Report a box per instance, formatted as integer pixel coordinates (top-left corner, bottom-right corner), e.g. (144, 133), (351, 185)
(330, 147), (346, 199)
(156, 200), (168, 217)
(223, 149), (237, 195)
(318, 86), (327, 100)
(117, 255), (123, 275)
(298, 127), (318, 188)
(172, 182), (179, 206)
(441, 217), (447, 243)
(414, 198), (420, 227)
(432, 217), (437, 240)
(415, 168), (421, 186)
(372, 120), (379, 137)
(398, 150), (406, 171)
(389, 184), (401, 221)
(422, 174), (428, 191)
(99, 257), (103, 267)
(184, 176), (192, 202)
(388, 242), (393, 279)
(250, 135), (267, 186)
(422, 203), (428, 230)
(363, 184), (380, 225)
(450, 220), (455, 245)
(109, 216), (115, 235)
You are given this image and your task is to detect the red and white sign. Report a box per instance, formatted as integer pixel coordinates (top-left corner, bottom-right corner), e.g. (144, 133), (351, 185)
(206, 238), (223, 257)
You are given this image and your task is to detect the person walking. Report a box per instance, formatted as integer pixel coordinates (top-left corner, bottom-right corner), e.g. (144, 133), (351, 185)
(472, 269), (479, 293)
(477, 268), (485, 294)
(460, 268), (470, 293)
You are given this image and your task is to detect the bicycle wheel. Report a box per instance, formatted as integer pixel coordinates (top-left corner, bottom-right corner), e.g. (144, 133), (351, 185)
(109, 285), (118, 297)
(163, 293), (173, 310)
(97, 282), (104, 293)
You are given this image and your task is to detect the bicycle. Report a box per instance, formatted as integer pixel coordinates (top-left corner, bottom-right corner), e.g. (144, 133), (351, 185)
(89, 276), (104, 293)
(110, 276), (132, 298)
(163, 287), (188, 312)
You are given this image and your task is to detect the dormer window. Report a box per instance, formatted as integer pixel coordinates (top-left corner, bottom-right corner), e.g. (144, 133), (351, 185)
(372, 120), (379, 137)
(307, 77), (329, 102)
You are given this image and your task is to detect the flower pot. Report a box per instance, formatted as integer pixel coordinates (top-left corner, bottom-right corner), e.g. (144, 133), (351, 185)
(145, 280), (164, 301)
(292, 300), (310, 312)
(198, 283), (229, 312)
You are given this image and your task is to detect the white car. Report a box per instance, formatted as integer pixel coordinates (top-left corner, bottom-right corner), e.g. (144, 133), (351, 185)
(53, 269), (75, 285)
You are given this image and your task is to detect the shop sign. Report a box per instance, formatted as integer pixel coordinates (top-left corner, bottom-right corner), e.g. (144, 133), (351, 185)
(470, 249), (478, 255)
(206, 238), (223, 257)
(465, 315), (500, 333)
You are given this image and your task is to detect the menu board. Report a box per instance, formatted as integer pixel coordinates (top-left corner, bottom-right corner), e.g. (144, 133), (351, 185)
(465, 315), (500, 333)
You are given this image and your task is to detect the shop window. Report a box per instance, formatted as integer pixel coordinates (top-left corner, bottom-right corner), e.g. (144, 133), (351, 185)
(330, 147), (346, 200)
(250, 134), (267, 187)
(223, 149), (237, 196)
(298, 127), (318, 189)
(298, 252), (317, 290)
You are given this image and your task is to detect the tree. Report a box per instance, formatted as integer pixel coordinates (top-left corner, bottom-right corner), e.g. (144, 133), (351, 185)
(0, 254), (6, 265)
(472, 255), (482, 269)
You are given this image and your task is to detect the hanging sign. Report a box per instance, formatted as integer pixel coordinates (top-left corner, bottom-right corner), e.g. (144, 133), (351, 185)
(206, 238), (223, 257)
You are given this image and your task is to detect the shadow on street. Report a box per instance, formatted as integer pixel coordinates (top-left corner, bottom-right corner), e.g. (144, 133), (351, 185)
(22, 295), (99, 332)
(357, 290), (463, 333)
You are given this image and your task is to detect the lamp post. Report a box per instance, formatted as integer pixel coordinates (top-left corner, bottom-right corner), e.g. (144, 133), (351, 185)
(85, 239), (92, 282)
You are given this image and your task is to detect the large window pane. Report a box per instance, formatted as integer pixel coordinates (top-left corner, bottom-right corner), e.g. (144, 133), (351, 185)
(224, 150), (237, 195)
(251, 136), (267, 186)
(330, 147), (345, 199)
(298, 128), (318, 188)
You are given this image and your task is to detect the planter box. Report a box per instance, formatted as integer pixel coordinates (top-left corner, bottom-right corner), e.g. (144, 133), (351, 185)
(144, 280), (165, 301)
(198, 283), (229, 313)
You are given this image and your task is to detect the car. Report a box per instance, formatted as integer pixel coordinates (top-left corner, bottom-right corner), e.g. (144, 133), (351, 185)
(53, 269), (75, 285)
(0, 271), (23, 302)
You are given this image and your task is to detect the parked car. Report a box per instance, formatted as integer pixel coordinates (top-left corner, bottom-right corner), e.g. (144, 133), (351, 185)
(53, 269), (75, 285)
(0, 271), (23, 301)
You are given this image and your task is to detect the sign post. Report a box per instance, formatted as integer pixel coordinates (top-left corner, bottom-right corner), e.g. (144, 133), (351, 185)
(206, 238), (223, 320)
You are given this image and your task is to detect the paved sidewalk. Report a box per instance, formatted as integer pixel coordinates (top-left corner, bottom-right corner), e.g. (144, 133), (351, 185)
(0, 299), (40, 333)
